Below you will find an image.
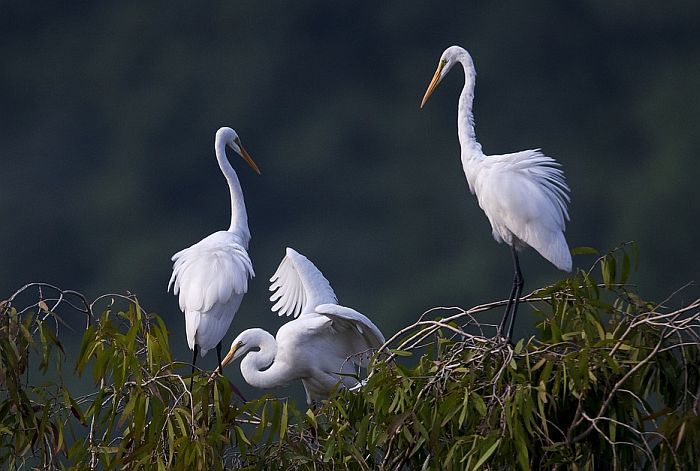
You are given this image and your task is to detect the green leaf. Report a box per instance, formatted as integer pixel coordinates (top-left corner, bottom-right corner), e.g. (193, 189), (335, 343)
(571, 246), (598, 255)
(305, 408), (318, 429)
(118, 394), (138, 428)
(63, 390), (86, 426)
(602, 256), (616, 286)
(166, 419), (175, 464)
(280, 401), (288, 441)
(459, 388), (470, 427)
(514, 338), (524, 354)
(390, 349), (413, 357)
(471, 392), (487, 417)
(621, 252), (631, 284)
(234, 425), (251, 445)
(472, 438), (501, 469)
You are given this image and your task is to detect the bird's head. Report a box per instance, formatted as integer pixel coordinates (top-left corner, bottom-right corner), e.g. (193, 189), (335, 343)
(220, 336), (248, 369)
(216, 126), (262, 175)
(219, 328), (270, 370)
(420, 45), (471, 109)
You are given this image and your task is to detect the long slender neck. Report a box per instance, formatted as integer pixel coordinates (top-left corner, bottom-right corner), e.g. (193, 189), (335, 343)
(456, 56), (483, 159)
(239, 333), (290, 390)
(215, 141), (251, 247)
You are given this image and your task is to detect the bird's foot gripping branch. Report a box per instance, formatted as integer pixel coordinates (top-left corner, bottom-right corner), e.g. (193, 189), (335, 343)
(2, 244), (700, 469)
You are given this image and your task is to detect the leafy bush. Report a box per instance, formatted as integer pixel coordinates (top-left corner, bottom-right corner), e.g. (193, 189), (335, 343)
(1, 245), (699, 469)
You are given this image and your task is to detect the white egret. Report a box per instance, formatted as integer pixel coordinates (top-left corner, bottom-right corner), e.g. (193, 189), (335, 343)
(420, 46), (571, 342)
(168, 127), (261, 388)
(219, 248), (385, 404)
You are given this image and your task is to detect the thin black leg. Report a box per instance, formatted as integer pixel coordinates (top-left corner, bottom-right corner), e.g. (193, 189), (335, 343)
(505, 245), (524, 342)
(499, 271), (519, 337)
(190, 344), (199, 392)
(216, 341), (223, 373)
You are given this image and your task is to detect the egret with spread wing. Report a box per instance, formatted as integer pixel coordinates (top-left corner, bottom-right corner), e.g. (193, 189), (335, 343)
(421, 46), (572, 342)
(219, 248), (385, 404)
(168, 127), (261, 389)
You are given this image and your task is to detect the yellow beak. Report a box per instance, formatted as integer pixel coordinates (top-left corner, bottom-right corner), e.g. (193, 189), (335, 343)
(222, 343), (240, 368)
(420, 60), (446, 109)
(212, 342), (241, 377)
(236, 140), (262, 175)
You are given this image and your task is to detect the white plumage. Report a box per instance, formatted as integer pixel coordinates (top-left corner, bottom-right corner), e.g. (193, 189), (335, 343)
(169, 231), (254, 353)
(220, 248), (385, 404)
(168, 127), (260, 380)
(269, 247), (337, 317)
(470, 149), (571, 271)
(421, 45), (572, 341)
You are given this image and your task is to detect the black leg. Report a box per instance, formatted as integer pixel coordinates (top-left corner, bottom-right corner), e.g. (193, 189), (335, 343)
(499, 245), (525, 343)
(190, 344), (199, 392)
(216, 341), (223, 373)
(505, 245), (524, 342)
(499, 271), (519, 337)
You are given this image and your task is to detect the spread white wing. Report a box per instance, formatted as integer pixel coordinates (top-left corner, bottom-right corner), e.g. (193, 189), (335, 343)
(269, 247), (337, 317)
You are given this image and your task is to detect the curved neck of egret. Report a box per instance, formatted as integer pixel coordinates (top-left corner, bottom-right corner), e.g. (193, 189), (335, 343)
(456, 54), (483, 157)
(215, 137), (251, 246)
(238, 330), (291, 390)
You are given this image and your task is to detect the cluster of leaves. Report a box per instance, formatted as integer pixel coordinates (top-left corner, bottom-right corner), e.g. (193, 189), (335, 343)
(0, 288), (283, 470)
(0, 286), (82, 468)
(1, 245), (699, 470)
(245, 245), (700, 470)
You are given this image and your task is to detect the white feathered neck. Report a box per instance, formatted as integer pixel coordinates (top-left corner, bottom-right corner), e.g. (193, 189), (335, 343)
(215, 134), (251, 247)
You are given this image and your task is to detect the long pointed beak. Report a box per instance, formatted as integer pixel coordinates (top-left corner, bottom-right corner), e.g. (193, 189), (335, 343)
(237, 142), (262, 175)
(420, 60), (446, 109)
(211, 343), (240, 378)
(209, 343), (241, 382)
(221, 343), (240, 369)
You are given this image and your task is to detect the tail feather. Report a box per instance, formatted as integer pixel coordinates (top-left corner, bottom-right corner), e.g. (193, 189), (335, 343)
(533, 231), (572, 272)
(185, 311), (200, 352)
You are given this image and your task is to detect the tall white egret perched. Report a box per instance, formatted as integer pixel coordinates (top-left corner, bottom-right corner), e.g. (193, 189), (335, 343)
(168, 127), (261, 388)
(218, 248), (385, 404)
(420, 46), (571, 342)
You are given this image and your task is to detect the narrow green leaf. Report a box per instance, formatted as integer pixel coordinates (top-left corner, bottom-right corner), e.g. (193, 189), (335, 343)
(305, 408), (318, 429)
(571, 246), (598, 255)
(118, 394), (138, 428)
(471, 393), (487, 417)
(621, 252), (630, 284)
(280, 401), (288, 441)
(473, 438), (500, 469)
(601, 256), (616, 286)
(459, 388), (470, 427)
(234, 425), (251, 445)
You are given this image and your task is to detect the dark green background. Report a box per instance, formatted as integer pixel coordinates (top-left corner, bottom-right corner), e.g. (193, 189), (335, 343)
(2, 1), (698, 397)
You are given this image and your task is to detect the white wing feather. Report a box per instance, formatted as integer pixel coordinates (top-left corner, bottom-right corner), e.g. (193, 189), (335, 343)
(315, 303), (385, 367)
(168, 231), (254, 353)
(169, 232), (254, 312)
(472, 150), (572, 271)
(269, 247), (337, 317)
